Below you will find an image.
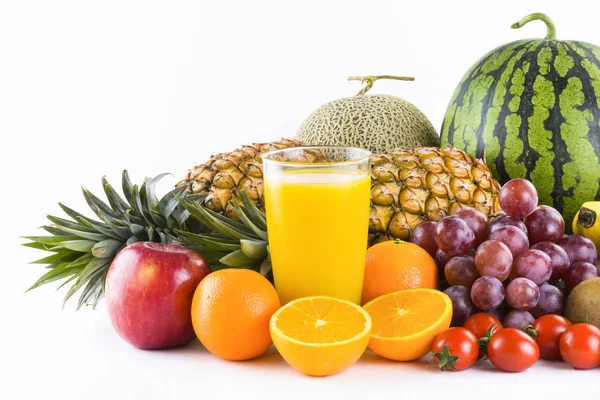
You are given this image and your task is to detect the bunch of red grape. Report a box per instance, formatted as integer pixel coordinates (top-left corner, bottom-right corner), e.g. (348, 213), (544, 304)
(412, 178), (599, 330)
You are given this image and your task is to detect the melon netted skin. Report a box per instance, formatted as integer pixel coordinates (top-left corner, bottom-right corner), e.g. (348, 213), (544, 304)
(296, 94), (440, 154)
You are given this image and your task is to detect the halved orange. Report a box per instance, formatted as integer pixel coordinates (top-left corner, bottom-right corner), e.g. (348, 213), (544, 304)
(270, 296), (372, 377)
(363, 288), (452, 361)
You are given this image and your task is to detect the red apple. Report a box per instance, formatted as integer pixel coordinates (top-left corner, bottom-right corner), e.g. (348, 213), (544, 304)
(105, 241), (210, 349)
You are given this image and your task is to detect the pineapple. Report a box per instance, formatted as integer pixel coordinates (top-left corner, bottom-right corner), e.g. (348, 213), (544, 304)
(180, 140), (502, 244)
(24, 140), (502, 309)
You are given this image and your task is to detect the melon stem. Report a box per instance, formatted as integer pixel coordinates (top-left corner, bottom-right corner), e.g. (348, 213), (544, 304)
(348, 75), (415, 96)
(511, 12), (557, 40)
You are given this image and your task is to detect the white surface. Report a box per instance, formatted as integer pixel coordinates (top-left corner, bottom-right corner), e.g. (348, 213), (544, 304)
(3, 1), (600, 398)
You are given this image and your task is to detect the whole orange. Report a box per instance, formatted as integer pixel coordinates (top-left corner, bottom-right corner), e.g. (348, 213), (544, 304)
(191, 268), (281, 361)
(361, 239), (438, 305)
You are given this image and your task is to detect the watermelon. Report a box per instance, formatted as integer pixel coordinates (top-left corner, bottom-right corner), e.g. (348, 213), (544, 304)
(441, 12), (600, 229)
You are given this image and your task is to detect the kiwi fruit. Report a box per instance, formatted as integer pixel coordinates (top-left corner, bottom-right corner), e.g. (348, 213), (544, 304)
(565, 277), (600, 327)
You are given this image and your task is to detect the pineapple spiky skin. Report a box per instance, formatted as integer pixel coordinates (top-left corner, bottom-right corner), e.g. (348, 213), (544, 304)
(368, 147), (501, 243)
(181, 139), (304, 219)
(181, 140), (502, 244)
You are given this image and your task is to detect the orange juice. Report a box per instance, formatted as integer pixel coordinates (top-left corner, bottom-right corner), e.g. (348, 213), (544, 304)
(264, 168), (371, 305)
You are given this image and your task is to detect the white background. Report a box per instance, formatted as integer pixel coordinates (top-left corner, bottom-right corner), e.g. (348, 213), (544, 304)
(2, 1), (600, 399)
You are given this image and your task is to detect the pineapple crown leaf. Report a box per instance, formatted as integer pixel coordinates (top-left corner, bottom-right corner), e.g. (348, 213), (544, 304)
(24, 170), (272, 309)
(219, 249), (259, 267)
(29, 248), (82, 265)
(158, 185), (187, 220)
(175, 229), (241, 252)
(94, 209), (131, 240)
(121, 170), (135, 205)
(231, 201), (268, 241)
(101, 176), (130, 214)
(130, 184), (152, 226)
(22, 170), (201, 310)
(177, 197), (256, 241)
(239, 191), (267, 230)
(81, 186), (121, 221)
(45, 214), (98, 234)
(25, 262), (82, 293)
(239, 239), (268, 260)
(42, 225), (73, 236)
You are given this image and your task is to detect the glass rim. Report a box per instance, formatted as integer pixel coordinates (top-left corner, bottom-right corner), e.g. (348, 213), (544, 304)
(261, 145), (371, 167)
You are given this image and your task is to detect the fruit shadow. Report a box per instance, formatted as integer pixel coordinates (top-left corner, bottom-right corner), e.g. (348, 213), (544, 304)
(165, 341), (288, 368)
(242, 346), (289, 368)
(458, 359), (579, 374)
(357, 350), (434, 371)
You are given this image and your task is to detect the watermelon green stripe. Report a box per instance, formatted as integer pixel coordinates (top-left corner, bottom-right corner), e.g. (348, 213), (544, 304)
(443, 40), (533, 150)
(441, 13), (600, 230)
(544, 42), (570, 211)
(528, 43), (559, 209)
(554, 43), (575, 78)
(476, 42), (539, 161)
(515, 43), (548, 183)
(560, 43), (600, 212)
(564, 42), (600, 163)
(490, 42), (541, 182)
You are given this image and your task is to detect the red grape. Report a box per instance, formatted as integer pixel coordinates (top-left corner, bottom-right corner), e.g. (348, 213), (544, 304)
(485, 306), (509, 322)
(454, 208), (488, 245)
(499, 178), (539, 218)
(505, 278), (540, 310)
(503, 310), (535, 331)
(435, 248), (453, 269)
(524, 205), (565, 244)
(445, 255), (479, 288)
(558, 235), (598, 266)
(530, 283), (565, 317)
(444, 285), (475, 327)
(411, 221), (438, 257)
(474, 240), (513, 281)
(564, 261), (600, 292)
(489, 225), (529, 258)
(512, 249), (553, 285)
(471, 276), (505, 310)
(488, 215), (527, 235)
(530, 241), (571, 281)
(435, 216), (475, 256)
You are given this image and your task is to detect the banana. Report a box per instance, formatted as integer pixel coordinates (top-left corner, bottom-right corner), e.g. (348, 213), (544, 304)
(573, 202), (600, 257)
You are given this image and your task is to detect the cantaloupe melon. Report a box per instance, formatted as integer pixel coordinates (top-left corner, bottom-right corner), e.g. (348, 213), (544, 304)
(295, 76), (440, 154)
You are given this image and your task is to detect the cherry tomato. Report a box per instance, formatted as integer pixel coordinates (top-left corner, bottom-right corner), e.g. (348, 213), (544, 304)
(487, 328), (539, 372)
(463, 312), (503, 338)
(559, 323), (600, 370)
(530, 314), (572, 360)
(431, 327), (479, 371)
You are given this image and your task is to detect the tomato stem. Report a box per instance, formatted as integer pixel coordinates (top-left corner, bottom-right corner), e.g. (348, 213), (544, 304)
(477, 323), (501, 358)
(524, 325), (538, 340)
(432, 344), (459, 371)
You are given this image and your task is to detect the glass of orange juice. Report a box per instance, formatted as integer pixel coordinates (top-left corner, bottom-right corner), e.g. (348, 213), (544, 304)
(262, 146), (371, 305)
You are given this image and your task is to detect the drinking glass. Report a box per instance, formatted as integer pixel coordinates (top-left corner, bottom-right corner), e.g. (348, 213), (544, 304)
(262, 146), (371, 305)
